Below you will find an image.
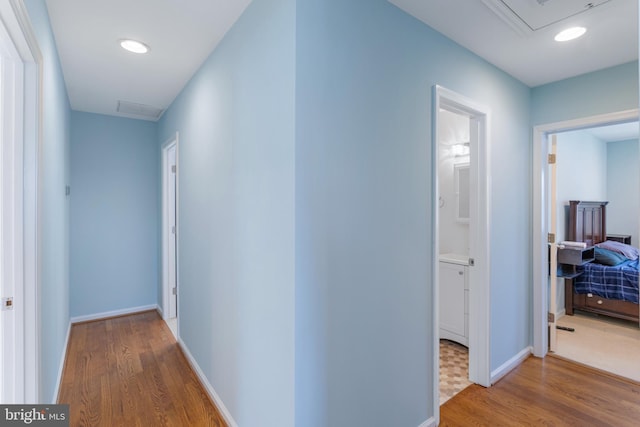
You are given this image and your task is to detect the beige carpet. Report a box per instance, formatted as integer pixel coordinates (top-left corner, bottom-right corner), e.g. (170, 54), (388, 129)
(555, 312), (640, 382)
(439, 339), (472, 405)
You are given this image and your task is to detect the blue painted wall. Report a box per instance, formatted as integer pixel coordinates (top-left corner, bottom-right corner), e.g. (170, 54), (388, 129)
(27, 0), (636, 419)
(532, 61), (638, 338)
(158, 0), (532, 424)
(531, 61), (638, 125)
(70, 112), (159, 317)
(296, 1), (531, 424)
(158, 0), (295, 425)
(24, 0), (71, 403)
(555, 130), (608, 312)
(607, 139), (640, 245)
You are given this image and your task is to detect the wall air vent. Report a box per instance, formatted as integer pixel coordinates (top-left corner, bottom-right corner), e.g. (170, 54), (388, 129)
(481, 0), (612, 35)
(117, 100), (164, 120)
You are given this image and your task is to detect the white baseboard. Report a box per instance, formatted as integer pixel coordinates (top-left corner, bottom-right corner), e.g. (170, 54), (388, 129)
(556, 308), (566, 319)
(70, 304), (158, 324)
(418, 416), (437, 427)
(156, 304), (164, 318)
(178, 338), (238, 427)
(490, 346), (532, 384)
(52, 322), (71, 403)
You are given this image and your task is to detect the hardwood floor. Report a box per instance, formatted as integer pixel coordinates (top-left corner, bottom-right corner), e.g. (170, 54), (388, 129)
(60, 312), (640, 426)
(440, 355), (640, 426)
(58, 310), (226, 426)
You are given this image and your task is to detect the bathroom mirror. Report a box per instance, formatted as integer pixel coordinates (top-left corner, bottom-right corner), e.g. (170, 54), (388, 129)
(454, 163), (470, 223)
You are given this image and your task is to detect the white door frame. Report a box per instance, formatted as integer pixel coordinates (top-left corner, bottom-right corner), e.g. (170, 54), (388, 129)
(432, 86), (491, 420)
(161, 133), (179, 322)
(0, 0), (42, 404)
(531, 108), (639, 357)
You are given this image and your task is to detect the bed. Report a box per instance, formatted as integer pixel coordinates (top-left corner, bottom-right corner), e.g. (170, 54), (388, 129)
(564, 200), (639, 323)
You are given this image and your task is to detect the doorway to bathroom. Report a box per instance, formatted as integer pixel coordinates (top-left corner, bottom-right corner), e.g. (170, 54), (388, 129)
(433, 86), (490, 412)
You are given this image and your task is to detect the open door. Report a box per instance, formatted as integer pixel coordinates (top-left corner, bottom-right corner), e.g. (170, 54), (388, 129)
(162, 137), (178, 320)
(548, 135), (558, 352)
(0, 0), (41, 403)
(167, 144), (177, 318)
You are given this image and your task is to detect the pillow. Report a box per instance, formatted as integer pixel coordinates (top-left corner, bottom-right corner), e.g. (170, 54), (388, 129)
(594, 247), (628, 266)
(595, 240), (639, 261)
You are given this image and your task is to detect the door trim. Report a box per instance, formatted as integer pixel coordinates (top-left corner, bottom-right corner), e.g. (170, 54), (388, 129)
(161, 133), (179, 322)
(432, 86), (491, 420)
(0, 0), (42, 403)
(531, 108), (639, 357)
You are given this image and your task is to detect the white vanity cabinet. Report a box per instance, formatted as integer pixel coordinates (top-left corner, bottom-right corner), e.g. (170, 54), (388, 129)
(439, 254), (469, 346)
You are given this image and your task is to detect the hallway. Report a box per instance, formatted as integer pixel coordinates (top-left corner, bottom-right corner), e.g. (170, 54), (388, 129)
(58, 311), (225, 426)
(440, 355), (640, 426)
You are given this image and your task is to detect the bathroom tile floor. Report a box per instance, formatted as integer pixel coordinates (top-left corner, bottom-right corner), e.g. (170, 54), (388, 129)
(439, 339), (472, 405)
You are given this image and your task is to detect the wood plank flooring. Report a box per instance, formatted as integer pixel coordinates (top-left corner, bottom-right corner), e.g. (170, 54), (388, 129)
(58, 310), (226, 427)
(60, 311), (640, 426)
(440, 355), (640, 426)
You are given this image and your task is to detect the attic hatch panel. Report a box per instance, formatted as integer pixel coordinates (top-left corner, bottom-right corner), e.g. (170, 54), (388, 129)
(497, 0), (612, 31)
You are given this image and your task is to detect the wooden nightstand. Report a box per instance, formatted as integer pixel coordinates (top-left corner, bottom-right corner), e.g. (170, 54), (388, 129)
(606, 234), (631, 245)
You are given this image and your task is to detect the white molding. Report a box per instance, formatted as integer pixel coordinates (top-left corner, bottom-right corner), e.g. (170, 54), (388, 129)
(52, 322), (71, 403)
(161, 133), (179, 321)
(532, 108), (639, 357)
(7, 0), (43, 61)
(0, 21), (26, 403)
(431, 89), (441, 423)
(432, 85), (492, 425)
(480, 0), (531, 37)
(8, 0), (42, 404)
(70, 304), (159, 324)
(491, 346), (532, 384)
(556, 308), (566, 319)
(417, 416), (437, 427)
(178, 338), (238, 427)
(23, 57), (40, 403)
(431, 85), (491, 402)
(0, 0), (42, 404)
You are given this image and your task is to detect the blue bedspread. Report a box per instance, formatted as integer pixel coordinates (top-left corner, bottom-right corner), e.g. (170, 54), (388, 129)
(575, 259), (639, 304)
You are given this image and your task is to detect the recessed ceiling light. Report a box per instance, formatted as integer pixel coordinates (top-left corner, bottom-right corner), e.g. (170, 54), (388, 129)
(554, 27), (587, 42)
(119, 39), (150, 54)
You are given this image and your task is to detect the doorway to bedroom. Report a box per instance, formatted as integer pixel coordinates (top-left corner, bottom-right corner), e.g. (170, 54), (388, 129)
(533, 110), (640, 382)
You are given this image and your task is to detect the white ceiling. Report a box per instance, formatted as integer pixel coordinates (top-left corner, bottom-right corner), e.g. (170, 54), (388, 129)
(44, 0), (252, 121)
(584, 121), (639, 142)
(44, 0), (637, 121)
(389, 0), (638, 87)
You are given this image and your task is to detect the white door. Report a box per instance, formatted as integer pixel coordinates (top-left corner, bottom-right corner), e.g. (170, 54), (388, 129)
(548, 135), (558, 351)
(1, 14), (25, 405)
(167, 144), (177, 318)
(0, 1), (39, 403)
